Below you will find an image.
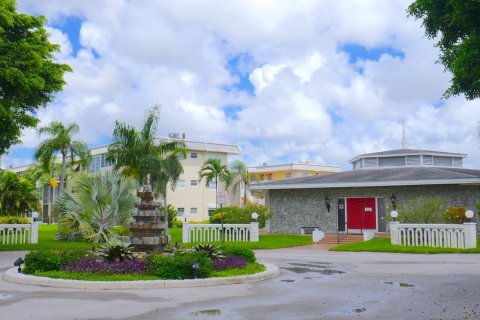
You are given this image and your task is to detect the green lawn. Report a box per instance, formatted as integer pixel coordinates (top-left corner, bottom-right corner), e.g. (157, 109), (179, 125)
(0, 225), (312, 251)
(169, 228), (312, 249)
(330, 237), (480, 254)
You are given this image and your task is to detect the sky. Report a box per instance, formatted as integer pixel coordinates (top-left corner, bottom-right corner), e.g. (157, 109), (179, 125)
(3, 0), (480, 170)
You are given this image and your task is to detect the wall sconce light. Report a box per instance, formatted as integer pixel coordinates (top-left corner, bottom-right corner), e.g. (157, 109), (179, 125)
(324, 196), (331, 212)
(390, 194), (397, 209)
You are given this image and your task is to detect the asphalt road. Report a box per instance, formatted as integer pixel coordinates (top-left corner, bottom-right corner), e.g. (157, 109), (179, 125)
(1, 248), (479, 320)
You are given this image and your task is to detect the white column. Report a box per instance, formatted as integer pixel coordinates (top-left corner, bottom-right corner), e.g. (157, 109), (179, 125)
(390, 222), (399, 245)
(182, 222), (190, 243)
(31, 223), (39, 244)
(463, 223), (477, 249)
(250, 222), (259, 242)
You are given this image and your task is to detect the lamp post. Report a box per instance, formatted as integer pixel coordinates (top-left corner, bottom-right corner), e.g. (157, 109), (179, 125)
(465, 210), (474, 223)
(251, 212), (259, 222)
(390, 210), (399, 222)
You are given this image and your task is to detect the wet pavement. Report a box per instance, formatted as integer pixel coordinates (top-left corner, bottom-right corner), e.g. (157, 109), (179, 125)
(1, 249), (480, 319)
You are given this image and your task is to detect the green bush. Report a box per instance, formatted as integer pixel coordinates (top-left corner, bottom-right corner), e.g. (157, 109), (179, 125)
(445, 206), (469, 224)
(170, 219), (183, 228)
(221, 245), (256, 263)
(159, 205), (178, 227)
(146, 251), (213, 279)
(0, 216), (31, 224)
(397, 197), (446, 223)
(210, 204), (272, 228)
(23, 249), (88, 274)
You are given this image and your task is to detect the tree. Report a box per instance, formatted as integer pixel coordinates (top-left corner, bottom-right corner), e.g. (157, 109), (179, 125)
(408, 1), (480, 100)
(230, 160), (250, 207)
(35, 121), (90, 194)
(0, 170), (40, 216)
(55, 171), (138, 243)
(199, 158), (232, 208)
(0, 0), (72, 155)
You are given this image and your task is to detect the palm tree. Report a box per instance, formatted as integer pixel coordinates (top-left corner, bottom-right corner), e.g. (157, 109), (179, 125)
(0, 170), (40, 217)
(55, 171), (138, 243)
(199, 158), (232, 208)
(230, 160), (250, 207)
(35, 121), (90, 194)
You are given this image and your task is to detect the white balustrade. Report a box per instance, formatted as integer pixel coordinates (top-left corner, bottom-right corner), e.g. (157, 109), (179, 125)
(0, 223), (39, 245)
(182, 222), (259, 243)
(390, 222), (476, 249)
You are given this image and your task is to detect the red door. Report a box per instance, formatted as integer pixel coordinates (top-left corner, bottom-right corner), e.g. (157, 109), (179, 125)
(347, 198), (376, 230)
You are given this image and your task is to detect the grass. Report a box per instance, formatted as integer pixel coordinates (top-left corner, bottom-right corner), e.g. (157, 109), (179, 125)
(211, 262), (265, 277)
(0, 225), (94, 251)
(169, 228), (312, 249)
(330, 237), (480, 254)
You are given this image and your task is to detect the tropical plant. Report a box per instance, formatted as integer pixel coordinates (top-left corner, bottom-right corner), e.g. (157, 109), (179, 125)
(106, 105), (186, 231)
(192, 244), (222, 259)
(95, 238), (137, 262)
(0, 170), (40, 216)
(199, 158), (232, 208)
(230, 160), (250, 207)
(35, 121), (90, 194)
(159, 204), (178, 227)
(55, 171), (138, 243)
(397, 197), (447, 223)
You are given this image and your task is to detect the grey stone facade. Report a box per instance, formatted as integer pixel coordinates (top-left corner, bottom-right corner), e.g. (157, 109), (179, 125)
(267, 185), (480, 234)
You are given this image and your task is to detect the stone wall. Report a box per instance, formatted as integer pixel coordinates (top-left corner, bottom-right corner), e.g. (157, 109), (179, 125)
(267, 185), (480, 234)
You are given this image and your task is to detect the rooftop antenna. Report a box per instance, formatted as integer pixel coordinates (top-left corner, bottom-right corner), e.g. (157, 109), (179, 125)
(401, 120), (407, 149)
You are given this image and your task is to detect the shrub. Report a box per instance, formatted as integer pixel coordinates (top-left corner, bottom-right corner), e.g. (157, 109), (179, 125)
(221, 246), (256, 263)
(0, 216), (31, 224)
(23, 249), (88, 274)
(159, 204), (178, 227)
(192, 244), (222, 259)
(61, 258), (146, 274)
(209, 204), (272, 228)
(213, 256), (248, 270)
(95, 238), (137, 262)
(397, 197), (446, 223)
(170, 219), (183, 228)
(444, 206), (469, 224)
(146, 251), (213, 279)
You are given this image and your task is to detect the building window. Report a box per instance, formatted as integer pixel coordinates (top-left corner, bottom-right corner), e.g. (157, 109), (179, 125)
(178, 153), (186, 160)
(363, 157), (379, 167)
(303, 172), (309, 177)
(178, 208), (185, 216)
(208, 153), (221, 159)
(452, 157), (463, 167)
(406, 155), (421, 166)
(191, 152), (198, 159)
(177, 179), (185, 188)
(378, 156), (405, 167)
(433, 156), (452, 167)
(268, 174), (273, 181)
(190, 179), (198, 186)
(88, 154), (113, 172)
(208, 180), (216, 189)
(285, 172), (292, 179)
(190, 207), (198, 214)
(422, 155), (433, 165)
(208, 208), (216, 216)
(260, 174), (265, 181)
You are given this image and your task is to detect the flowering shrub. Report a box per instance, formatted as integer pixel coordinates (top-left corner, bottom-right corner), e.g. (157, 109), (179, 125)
(213, 256), (248, 271)
(61, 258), (147, 274)
(445, 206), (469, 224)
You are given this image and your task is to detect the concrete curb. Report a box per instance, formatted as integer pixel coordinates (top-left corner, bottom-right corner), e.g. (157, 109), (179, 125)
(3, 262), (279, 290)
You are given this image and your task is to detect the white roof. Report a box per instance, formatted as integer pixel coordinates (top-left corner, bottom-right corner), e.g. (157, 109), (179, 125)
(249, 162), (341, 173)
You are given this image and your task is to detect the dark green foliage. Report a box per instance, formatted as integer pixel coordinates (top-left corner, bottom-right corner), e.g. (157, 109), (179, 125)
(221, 245), (256, 263)
(0, 216), (31, 224)
(397, 197), (447, 223)
(210, 204), (272, 228)
(159, 204), (178, 227)
(23, 249), (87, 274)
(408, 0), (480, 100)
(0, 170), (40, 216)
(0, 0), (72, 154)
(192, 244), (222, 259)
(95, 238), (137, 262)
(146, 251), (213, 279)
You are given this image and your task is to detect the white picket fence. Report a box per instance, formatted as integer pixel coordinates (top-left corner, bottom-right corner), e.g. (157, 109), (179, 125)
(390, 222), (476, 249)
(182, 222), (259, 243)
(0, 223), (39, 245)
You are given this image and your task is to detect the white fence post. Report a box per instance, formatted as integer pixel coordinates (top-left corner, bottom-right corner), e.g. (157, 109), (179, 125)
(390, 222), (399, 245)
(31, 222), (39, 244)
(182, 222), (190, 243)
(463, 222), (477, 249)
(250, 222), (259, 242)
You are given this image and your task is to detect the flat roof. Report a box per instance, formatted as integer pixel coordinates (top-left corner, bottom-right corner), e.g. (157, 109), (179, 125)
(250, 166), (480, 190)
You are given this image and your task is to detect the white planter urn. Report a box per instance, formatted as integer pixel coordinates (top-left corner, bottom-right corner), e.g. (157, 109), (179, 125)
(312, 229), (324, 243)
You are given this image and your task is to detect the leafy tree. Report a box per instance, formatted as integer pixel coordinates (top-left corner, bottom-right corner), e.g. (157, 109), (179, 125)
(199, 158), (232, 208)
(408, 1), (480, 100)
(230, 160), (250, 207)
(397, 196), (447, 223)
(0, 0), (72, 155)
(35, 122), (90, 194)
(55, 171), (138, 243)
(0, 170), (40, 216)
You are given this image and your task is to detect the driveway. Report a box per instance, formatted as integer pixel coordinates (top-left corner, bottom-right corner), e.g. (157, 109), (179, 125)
(0, 249), (479, 319)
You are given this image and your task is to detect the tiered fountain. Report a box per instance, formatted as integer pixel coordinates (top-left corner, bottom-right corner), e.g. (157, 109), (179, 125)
(123, 185), (168, 251)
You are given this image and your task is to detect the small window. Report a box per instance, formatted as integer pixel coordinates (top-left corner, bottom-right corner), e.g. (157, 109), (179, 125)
(453, 157), (463, 167)
(177, 179), (185, 188)
(208, 153), (221, 159)
(190, 208), (198, 214)
(285, 172), (292, 179)
(178, 153), (186, 160)
(422, 155), (433, 165)
(190, 180), (198, 186)
(260, 174), (265, 181)
(208, 181), (216, 189)
(178, 208), (185, 215)
(268, 174), (273, 181)
(191, 152), (198, 159)
(208, 208), (216, 216)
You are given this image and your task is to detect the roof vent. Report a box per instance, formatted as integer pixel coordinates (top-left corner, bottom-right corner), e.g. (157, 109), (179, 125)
(168, 133), (186, 140)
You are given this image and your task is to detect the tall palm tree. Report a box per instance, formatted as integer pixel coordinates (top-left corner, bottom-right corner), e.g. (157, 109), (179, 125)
(230, 160), (250, 207)
(35, 121), (90, 194)
(199, 158), (232, 208)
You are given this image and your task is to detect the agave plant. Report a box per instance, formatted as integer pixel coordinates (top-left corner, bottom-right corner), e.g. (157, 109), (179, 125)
(192, 244), (222, 259)
(95, 238), (137, 262)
